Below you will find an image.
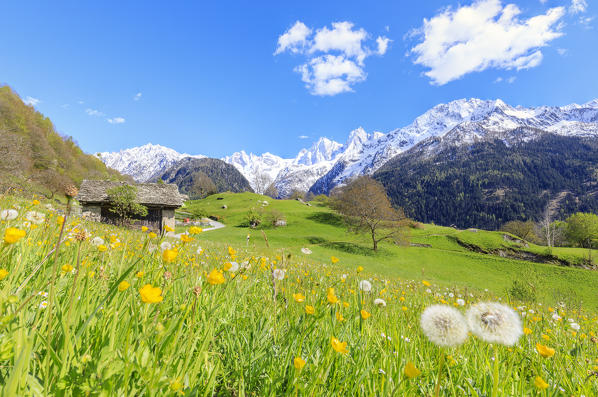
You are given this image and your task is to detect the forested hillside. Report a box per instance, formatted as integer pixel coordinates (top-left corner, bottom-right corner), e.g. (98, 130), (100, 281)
(0, 86), (125, 196)
(158, 157), (253, 199)
(375, 134), (598, 229)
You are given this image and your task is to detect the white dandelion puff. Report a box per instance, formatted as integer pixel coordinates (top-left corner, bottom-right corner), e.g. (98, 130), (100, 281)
(374, 298), (386, 307)
(25, 211), (45, 224)
(226, 261), (239, 272)
(160, 241), (172, 251)
(272, 268), (286, 280)
(0, 209), (18, 220)
(466, 302), (522, 346)
(91, 237), (104, 247)
(420, 305), (468, 347)
(359, 280), (372, 292)
(456, 298), (465, 306)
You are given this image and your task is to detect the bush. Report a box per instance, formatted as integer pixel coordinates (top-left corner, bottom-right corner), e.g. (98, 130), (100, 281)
(245, 208), (262, 228)
(507, 279), (536, 303)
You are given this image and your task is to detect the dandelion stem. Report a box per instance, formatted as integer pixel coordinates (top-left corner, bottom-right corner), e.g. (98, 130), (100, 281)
(492, 347), (499, 397)
(434, 350), (445, 397)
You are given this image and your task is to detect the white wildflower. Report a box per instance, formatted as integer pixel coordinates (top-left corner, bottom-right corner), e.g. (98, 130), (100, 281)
(0, 209), (18, 220)
(359, 280), (372, 292)
(39, 301), (48, 309)
(374, 298), (386, 307)
(466, 302), (522, 346)
(91, 237), (104, 247)
(301, 247), (312, 255)
(226, 261), (239, 272)
(272, 268), (286, 280)
(160, 241), (172, 251)
(570, 322), (580, 331)
(420, 305), (468, 347)
(456, 298), (465, 306)
(25, 211), (46, 225)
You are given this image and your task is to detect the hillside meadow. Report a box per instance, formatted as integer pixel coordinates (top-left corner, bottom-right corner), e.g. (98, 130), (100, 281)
(183, 192), (598, 310)
(0, 193), (597, 395)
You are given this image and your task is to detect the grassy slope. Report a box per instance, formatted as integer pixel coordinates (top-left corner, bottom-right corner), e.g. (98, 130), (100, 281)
(182, 192), (598, 309)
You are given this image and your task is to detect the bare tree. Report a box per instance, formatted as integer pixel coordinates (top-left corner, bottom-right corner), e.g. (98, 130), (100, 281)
(253, 172), (273, 195)
(189, 171), (217, 199)
(264, 182), (278, 199)
(331, 176), (408, 251)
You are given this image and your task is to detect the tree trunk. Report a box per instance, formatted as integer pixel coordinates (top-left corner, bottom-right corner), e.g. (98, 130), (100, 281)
(371, 228), (378, 251)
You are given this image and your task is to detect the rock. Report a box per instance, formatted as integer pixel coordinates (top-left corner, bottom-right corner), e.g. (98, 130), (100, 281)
(275, 219), (287, 227)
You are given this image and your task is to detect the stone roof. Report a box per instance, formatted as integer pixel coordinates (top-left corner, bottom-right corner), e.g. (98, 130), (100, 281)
(77, 180), (184, 207)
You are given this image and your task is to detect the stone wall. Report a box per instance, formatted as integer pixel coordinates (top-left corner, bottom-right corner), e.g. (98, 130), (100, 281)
(162, 208), (176, 231)
(81, 205), (101, 222)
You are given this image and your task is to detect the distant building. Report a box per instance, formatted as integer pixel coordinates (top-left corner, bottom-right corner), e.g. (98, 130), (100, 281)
(76, 180), (185, 232)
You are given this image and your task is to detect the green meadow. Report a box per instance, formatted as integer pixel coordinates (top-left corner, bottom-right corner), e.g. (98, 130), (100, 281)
(182, 192), (598, 309)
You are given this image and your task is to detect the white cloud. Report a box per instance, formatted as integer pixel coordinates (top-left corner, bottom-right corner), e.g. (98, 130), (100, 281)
(107, 117), (126, 124)
(77, 100), (84, 105)
(557, 47), (568, 55)
(507, 76), (517, 83)
(60, 104), (70, 109)
(134, 92), (142, 101)
(298, 135), (309, 139)
(410, 0), (565, 85)
(296, 55), (366, 96)
(24, 96), (40, 106)
(275, 21), (312, 55)
(85, 108), (105, 117)
(570, 0), (587, 14)
(275, 21), (388, 96)
(376, 36), (391, 55)
(494, 77), (503, 83)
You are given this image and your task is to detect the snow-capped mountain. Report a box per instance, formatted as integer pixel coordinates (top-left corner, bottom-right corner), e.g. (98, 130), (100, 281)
(99, 98), (598, 197)
(99, 143), (205, 182)
(224, 137), (344, 197)
(310, 98), (598, 194)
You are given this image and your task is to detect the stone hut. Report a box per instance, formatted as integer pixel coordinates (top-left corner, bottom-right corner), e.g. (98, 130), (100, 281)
(76, 180), (185, 232)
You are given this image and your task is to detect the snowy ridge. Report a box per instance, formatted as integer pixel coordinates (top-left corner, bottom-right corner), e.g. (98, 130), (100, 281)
(99, 98), (598, 196)
(99, 143), (205, 182)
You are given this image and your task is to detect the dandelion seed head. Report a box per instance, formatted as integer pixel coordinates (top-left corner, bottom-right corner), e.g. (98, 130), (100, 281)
(420, 305), (468, 347)
(466, 302), (522, 346)
(359, 280), (372, 292)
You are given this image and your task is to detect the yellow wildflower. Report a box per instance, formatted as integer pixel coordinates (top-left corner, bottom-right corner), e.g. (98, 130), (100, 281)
(141, 226), (148, 232)
(162, 248), (178, 263)
(139, 284), (163, 303)
(534, 376), (549, 390)
(523, 327), (532, 335)
(3, 227), (26, 244)
(207, 269), (225, 285)
(164, 225), (174, 232)
(536, 343), (555, 358)
(0, 269), (8, 280)
(404, 362), (421, 378)
(61, 264), (73, 273)
(189, 226), (202, 235)
(327, 288), (339, 304)
(148, 232), (157, 239)
(118, 281), (130, 291)
(331, 256), (339, 264)
(357, 266), (363, 273)
(305, 305), (315, 315)
(293, 293), (306, 303)
(293, 357), (306, 370)
(422, 280), (431, 287)
(180, 234), (193, 243)
(360, 309), (371, 319)
(330, 337), (348, 354)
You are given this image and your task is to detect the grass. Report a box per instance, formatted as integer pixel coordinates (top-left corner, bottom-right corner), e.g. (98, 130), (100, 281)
(182, 192), (598, 309)
(1, 193), (598, 395)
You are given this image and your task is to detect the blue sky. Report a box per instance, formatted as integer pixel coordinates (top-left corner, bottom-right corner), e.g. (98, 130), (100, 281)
(0, 0), (596, 158)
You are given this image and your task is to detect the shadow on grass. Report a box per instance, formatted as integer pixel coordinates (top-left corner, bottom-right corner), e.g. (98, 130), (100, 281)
(305, 211), (345, 227)
(306, 236), (387, 256)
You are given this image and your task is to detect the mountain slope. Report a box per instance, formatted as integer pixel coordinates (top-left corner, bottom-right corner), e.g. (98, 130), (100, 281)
(375, 132), (598, 229)
(0, 85), (125, 195)
(157, 157), (253, 198)
(310, 98), (598, 195)
(99, 143), (205, 182)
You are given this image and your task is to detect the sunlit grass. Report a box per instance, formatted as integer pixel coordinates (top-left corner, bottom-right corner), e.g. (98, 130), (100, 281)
(0, 194), (597, 395)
